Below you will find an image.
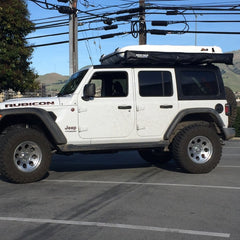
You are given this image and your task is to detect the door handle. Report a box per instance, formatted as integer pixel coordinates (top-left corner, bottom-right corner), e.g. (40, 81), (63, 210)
(160, 105), (173, 109)
(118, 105), (132, 110)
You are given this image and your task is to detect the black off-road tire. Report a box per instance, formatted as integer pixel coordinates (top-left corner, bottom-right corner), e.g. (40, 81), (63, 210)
(224, 86), (237, 127)
(172, 124), (222, 173)
(0, 128), (52, 183)
(138, 148), (172, 164)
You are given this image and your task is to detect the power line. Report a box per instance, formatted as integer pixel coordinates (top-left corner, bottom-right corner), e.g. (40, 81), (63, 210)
(34, 18), (68, 26)
(27, 1), (240, 51)
(31, 15), (68, 22)
(149, 29), (240, 35)
(27, 23), (127, 40)
(35, 20), (69, 29)
(30, 29), (240, 48)
(31, 31), (131, 47)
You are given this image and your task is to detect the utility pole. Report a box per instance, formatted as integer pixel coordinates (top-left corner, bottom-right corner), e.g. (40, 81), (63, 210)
(139, 0), (146, 45)
(69, 0), (78, 75)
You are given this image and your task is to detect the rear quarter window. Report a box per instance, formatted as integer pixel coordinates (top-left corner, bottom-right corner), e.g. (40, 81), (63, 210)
(176, 68), (225, 100)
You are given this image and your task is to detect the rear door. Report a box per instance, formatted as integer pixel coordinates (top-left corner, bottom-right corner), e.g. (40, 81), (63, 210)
(135, 68), (178, 138)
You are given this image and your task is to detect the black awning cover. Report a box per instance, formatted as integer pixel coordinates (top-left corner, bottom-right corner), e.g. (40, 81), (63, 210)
(100, 50), (233, 66)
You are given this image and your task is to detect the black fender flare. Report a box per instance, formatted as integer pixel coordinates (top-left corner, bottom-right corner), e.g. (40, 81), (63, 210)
(0, 108), (67, 145)
(164, 108), (225, 140)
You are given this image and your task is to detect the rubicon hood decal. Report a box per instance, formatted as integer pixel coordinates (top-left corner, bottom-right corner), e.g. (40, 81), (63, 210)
(2, 97), (59, 109)
(5, 101), (55, 108)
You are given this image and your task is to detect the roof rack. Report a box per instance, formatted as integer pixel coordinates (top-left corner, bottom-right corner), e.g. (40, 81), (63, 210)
(100, 45), (233, 66)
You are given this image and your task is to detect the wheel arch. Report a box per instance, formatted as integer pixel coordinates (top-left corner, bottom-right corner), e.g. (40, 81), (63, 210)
(0, 108), (67, 146)
(164, 108), (225, 142)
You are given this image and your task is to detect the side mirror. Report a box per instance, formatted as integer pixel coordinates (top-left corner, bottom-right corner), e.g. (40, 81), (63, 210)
(83, 83), (96, 98)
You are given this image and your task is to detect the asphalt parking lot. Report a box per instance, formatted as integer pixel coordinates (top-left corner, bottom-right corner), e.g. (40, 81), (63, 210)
(0, 140), (239, 240)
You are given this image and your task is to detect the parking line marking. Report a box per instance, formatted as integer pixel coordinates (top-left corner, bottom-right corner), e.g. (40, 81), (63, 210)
(0, 217), (230, 238)
(44, 179), (240, 190)
(223, 146), (239, 148)
(219, 165), (240, 168)
(222, 154), (240, 156)
(223, 146), (240, 149)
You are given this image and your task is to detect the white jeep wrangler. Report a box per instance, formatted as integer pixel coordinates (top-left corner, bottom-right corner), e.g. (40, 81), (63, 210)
(0, 45), (236, 183)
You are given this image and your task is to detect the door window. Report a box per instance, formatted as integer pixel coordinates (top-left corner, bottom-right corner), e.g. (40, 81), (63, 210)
(138, 71), (173, 97)
(90, 71), (128, 97)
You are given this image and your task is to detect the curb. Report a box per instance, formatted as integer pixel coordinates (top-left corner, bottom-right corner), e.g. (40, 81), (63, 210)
(231, 137), (240, 140)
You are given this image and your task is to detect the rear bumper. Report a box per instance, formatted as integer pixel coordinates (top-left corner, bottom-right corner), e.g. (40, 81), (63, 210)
(223, 127), (236, 140)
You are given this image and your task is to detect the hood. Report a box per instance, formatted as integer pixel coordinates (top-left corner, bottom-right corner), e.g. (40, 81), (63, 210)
(0, 96), (60, 110)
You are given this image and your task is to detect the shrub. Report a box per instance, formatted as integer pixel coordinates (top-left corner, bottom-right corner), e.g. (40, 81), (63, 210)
(233, 106), (240, 137)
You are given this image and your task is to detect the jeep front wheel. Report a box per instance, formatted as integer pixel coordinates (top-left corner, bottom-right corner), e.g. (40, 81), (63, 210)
(172, 124), (222, 173)
(0, 128), (52, 183)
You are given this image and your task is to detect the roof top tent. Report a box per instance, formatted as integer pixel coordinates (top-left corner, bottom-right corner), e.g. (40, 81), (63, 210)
(100, 45), (233, 66)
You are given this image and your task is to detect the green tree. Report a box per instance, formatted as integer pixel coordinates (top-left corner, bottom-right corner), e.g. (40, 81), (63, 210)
(233, 107), (240, 137)
(0, 0), (38, 92)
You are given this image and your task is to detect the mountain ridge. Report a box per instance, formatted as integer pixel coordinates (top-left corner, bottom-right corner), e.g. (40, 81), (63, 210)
(37, 73), (69, 93)
(220, 50), (240, 91)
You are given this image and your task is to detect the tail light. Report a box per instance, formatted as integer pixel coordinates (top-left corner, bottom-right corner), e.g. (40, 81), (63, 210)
(225, 104), (231, 116)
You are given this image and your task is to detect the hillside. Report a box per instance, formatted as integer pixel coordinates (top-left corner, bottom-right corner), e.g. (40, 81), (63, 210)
(219, 49), (240, 92)
(36, 73), (69, 93)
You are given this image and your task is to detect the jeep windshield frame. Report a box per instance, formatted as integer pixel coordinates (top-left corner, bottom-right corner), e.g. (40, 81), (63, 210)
(58, 69), (88, 96)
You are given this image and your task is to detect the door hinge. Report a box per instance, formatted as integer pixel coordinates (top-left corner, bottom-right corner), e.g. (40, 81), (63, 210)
(136, 105), (145, 112)
(137, 124), (146, 130)
(79, 127), (88, 132)
(78, 107), (88, 113)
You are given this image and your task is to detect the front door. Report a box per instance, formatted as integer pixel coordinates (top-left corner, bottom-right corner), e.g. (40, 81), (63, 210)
(78, 70), (135, 141)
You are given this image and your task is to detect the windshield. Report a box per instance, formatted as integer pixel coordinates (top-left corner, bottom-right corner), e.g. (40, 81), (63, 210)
(58, 69), (88, 96)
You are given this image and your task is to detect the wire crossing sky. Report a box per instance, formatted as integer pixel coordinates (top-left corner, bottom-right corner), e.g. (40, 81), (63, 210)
(27, 0), (240, 75)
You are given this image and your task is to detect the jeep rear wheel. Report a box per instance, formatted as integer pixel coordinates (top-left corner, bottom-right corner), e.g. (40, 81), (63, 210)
(0, 128), (52, 183)
(172, 124), (222, 173)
